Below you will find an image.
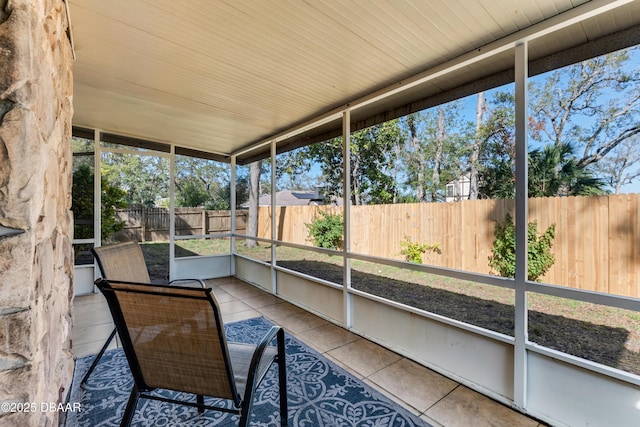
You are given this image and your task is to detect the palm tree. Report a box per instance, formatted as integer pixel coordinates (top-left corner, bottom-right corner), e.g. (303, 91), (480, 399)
(528, 143), (607, 197)
(478, 142), (607, 198)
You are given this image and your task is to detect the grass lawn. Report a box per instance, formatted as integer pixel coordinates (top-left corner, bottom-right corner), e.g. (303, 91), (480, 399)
(140, 240), (640, 376)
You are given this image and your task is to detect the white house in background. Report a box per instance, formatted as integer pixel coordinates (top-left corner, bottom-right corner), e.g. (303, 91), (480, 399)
(445, 174), (471, 202)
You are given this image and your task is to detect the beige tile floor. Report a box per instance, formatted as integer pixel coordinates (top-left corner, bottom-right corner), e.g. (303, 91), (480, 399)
(72, 277), (547, 427)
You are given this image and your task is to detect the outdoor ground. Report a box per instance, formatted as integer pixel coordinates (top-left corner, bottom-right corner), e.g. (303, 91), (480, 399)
(140, 240), (640, 376)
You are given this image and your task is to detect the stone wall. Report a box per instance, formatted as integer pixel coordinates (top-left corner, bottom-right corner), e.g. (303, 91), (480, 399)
(0, 0), (74, 426)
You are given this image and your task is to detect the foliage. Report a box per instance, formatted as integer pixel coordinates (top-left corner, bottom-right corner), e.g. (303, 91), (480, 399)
(175, 155), (232, 209)
(402, 104), (471, 202)
(527, 143), (607, 196)
(476, 92), (517, 198)
(305, 211), (344, 249)
(176, 180), (209, 207)
(399, 237), (441, 263)
(480, 142), (607, 199)
(297, 119), (404, 205)
(594, 135), (640, 193)
(529, 47), (640, 172)
(477, 93), (607, 198)
(276, 150), (322, 191)
(489, 214), (556, 281)
(72, 164), (127, 240)
(101, 153), (169, 207)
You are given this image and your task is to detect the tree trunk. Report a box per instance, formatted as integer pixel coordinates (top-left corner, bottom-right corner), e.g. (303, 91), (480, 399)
(246, 160), (261, 248)
(469, 92), (486, 200)
(352, 155), (361, 205)
(430, 108), (445, 201)
(392, 137), (402, 203)
(407, 115), (425, 202)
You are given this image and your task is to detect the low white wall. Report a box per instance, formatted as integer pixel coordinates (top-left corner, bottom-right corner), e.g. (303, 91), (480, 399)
(234, 256), (273, 290)
(233, 258), (640, 427)
(172, 254), (231, 281)
(74, 265), (96, 295)
(276, 271), (344, 324)
(351, 295), (515, 401)
(527, 353), (640, 426)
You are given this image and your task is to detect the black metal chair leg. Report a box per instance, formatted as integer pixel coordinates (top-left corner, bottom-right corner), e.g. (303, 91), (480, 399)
(121, 385), (140, 427)
(277, 329), (288, 426)
(239, 398), (252, 427)
(196, 395), (204, 413)
(80, 327), (117, 387)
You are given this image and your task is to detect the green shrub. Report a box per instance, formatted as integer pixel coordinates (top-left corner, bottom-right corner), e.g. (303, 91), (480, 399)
(399, 237), (441, 263)
(489, 213), (555, 281)
(72, 164), (127, 241)
(305, 211), (343, 249)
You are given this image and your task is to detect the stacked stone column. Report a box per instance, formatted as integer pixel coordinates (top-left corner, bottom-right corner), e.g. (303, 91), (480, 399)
(0, 0), (74, 425)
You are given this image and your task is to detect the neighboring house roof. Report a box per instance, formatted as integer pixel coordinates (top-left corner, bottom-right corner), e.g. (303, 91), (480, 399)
(263, 190), (322, 206)
(241, 190), (337, 207)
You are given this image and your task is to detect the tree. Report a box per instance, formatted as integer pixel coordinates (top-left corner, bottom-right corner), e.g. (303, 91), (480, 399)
(402, 103), (470, 202)
(101, 153), (169, 206)
(405, 113), (427, 201)
(480, 142), (607, 199)
(275, 149), (320, 191)
(72, 164), (127, 241)
(594, 135), (640, 193)
(245, 160), (261, 248)
(477, 92), (607, 198)
(174, 155), (231, 209)
(305, 120), (403, 205)
(176, 180), (209, 207)
(233, 172), (250, 209)
(527, 143), (606, 197)
(529, 47), (640, 180)
(469, 92), (487, 200)
(476, 92), (517, 199)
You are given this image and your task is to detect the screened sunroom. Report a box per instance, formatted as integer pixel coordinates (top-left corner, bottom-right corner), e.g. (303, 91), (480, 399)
(66, 1), (640, 426)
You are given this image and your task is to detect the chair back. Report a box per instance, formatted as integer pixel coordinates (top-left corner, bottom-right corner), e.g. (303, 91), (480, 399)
(91, 242), (151, 283)
(96, 279), (240, 403)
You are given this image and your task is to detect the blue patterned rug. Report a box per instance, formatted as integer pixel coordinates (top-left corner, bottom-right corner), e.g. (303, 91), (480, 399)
(66, 317), (430, 426)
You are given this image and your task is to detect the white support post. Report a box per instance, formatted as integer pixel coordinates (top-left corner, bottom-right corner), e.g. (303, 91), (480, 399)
(230, 155), (237, 276)
(169, 145), (176, 281)
(271, 141), (277, 294)
(342, 109), (352, 329)
(514, 41), (529, 409)
(93, 129), (102, 285)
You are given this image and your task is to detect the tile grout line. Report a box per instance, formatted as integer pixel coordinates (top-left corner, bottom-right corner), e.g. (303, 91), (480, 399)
(419, 383), (461, 419)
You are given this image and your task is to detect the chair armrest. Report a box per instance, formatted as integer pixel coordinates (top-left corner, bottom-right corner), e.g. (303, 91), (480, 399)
(243, 326), (285, 402)
(254, 325), (283, 354)
(168, 278), (206, 288)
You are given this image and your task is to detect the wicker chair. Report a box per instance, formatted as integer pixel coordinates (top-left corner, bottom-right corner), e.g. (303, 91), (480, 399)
(95, 278), (288, 427)
(80, 242), (205, 386)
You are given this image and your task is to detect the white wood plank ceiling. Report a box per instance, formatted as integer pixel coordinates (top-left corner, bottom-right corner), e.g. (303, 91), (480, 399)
(68, 0), (640, 162)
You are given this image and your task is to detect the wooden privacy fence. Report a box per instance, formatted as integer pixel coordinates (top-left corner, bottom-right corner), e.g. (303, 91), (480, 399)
(257, 194), (640, 298)
(113, 207), (247, 242)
